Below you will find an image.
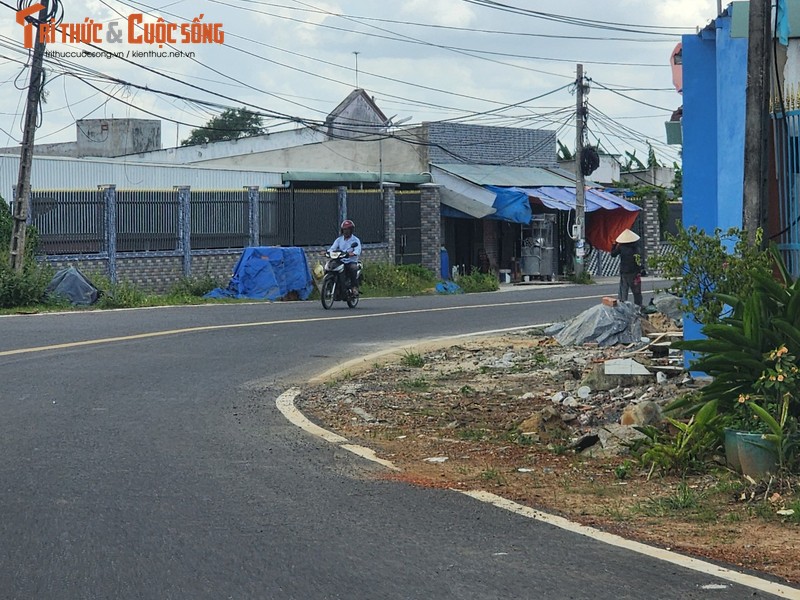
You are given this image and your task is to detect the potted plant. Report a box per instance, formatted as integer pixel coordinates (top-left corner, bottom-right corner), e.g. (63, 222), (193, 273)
(672, 247), (800, 478)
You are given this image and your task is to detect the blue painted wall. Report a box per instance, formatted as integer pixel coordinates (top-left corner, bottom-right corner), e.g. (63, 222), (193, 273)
(682, 25), (720, 346)
(715, 14), (749, 231)
(681, 10), (749, 348)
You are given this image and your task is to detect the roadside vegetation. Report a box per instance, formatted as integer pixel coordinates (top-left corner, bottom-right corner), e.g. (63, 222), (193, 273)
(0, 247), (499, 312)
(641, 227), (799, 483)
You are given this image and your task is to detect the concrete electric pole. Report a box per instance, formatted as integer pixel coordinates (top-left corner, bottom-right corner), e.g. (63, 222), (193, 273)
(741, 0), (771, 246)
(574, 64), (587, 276)
(10, 0), (49, 271)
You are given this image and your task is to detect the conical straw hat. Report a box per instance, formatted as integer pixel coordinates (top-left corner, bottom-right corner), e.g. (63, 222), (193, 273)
(615, 229), (640, 243)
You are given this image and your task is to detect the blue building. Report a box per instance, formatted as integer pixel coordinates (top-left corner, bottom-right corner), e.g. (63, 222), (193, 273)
(681, 1), (800, 341)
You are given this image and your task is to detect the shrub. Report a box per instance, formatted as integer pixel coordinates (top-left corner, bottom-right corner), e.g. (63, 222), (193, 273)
(650, 226), (772, 326)
(361, 262), (437, 296)
(86, 273), (149, 309)
(168, 274), (222, 298)
(633, 400), (723, 476)
(0, 255), (52, 308)
(456, 269), (499, 293)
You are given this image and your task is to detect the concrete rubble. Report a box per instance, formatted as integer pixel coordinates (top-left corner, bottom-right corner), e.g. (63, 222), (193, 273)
(307, 296), (688, 458)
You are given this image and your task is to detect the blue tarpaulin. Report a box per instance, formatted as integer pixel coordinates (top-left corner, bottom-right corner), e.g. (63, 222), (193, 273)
(486, 186), (533, 224)
(205, 247), (315, 301)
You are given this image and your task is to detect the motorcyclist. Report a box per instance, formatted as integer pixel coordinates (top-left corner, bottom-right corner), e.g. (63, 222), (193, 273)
(328, 219), (362, 295)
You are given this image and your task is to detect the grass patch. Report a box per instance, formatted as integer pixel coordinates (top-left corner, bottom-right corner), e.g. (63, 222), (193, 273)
(456, 428), (487, 441)
(401, 350), (425, 368)
(403, 377), (430, 391)
(637, 482), (702, 516)
(480, 467), (506, 484)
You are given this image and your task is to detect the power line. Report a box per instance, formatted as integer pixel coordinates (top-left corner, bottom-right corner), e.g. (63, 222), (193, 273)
(221, 0), (677, 43)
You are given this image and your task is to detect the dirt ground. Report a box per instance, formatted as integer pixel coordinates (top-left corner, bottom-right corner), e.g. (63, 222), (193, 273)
(298, 328), (800, 586)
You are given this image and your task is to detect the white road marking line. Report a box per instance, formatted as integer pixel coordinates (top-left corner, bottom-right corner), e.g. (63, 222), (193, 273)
(461, 491), (797, 599)
(0, 294), (597, 357)
(275, 388), (399, 470)
(279, 328), (799, 600)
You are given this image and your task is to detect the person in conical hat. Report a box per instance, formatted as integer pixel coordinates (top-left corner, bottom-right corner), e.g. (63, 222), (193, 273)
(610, 229), (645, 306)
(615, 229), (640, 244)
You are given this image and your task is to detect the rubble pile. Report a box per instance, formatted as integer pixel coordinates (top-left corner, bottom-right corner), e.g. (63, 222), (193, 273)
(301, 296), (689, 458)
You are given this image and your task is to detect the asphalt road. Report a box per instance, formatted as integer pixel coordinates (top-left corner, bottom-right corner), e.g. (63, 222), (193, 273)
(0, 281), (792, 599)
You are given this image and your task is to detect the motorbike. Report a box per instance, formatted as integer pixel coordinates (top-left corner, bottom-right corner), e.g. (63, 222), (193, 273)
(320, 242), (362, 309)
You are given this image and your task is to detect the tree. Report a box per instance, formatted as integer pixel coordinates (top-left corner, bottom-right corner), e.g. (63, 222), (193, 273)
(647, 143), (660, 169)
(181, 108), (265, 146)
(557, 139), (573, 161)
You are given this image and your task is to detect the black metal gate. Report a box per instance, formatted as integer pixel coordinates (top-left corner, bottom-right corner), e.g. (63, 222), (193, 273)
(395, 190), (422, 265)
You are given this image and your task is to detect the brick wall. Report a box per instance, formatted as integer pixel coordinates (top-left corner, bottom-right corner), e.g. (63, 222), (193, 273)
(382, 183), (397, 265)
(426, 122), (557, 168)
(419, 184), (442, 277)
(42, 245), (392, 294)
(642, 195), (660, 272)
(117, 256), (184, 293)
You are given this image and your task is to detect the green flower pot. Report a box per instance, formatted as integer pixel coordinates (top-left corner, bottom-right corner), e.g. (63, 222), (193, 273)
(724, 428), (744, 473)
(736, 432), (778, 480)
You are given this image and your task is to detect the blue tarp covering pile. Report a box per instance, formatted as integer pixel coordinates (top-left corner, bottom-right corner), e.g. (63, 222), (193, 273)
(205, 247), (315, 301)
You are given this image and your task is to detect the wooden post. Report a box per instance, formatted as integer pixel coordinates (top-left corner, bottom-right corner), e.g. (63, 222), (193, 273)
(10, 1), (49, 271)
(574, 64), (587, 275)
(742, 0), (771, 245)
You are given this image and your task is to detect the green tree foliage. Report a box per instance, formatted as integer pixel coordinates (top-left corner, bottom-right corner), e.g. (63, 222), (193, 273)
(0, 196), (11, 250)
(557, 140), (573, 161)
(671, 162), (682, 198)
(650, 226), (772, 326)
(647, 143), (659, 169)
(622, 150), (645, 172)
(181, 108), (265, 146)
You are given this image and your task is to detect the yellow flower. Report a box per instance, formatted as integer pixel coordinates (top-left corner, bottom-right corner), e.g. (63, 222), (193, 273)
(777, 374), (785, 382)
(737, 394), (749, 404)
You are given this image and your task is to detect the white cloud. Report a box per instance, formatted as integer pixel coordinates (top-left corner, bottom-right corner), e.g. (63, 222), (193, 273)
(400, 0), (475, 27)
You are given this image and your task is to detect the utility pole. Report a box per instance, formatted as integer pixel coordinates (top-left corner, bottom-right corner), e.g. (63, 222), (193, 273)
(574, 63), (587, 276)
(10, 0), (49, 271)
(741, 0), (771, 246)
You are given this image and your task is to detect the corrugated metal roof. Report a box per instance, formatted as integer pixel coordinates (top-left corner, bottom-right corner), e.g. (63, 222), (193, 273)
(432, 163), (574, 187)
(0, 154), (283, 195)
(281, 171), (431, 184)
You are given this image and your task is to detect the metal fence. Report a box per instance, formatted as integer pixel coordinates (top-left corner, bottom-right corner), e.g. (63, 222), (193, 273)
(347, 189), (384, 244)
(31, 190), (105, 255)
(258, 187), (292, 247)
(117, 190), (179, 252)
(772, 110), (800, 276)
(191, 190), (249, 250)
(293, 188), (339, 246)
(26, 185), (387, 256)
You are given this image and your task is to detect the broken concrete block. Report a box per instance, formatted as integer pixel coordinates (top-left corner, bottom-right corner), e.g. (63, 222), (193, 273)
(604, 358), (651, 376)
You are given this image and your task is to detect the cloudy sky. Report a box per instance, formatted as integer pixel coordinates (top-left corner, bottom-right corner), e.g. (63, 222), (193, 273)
(0, 0), (719, 166)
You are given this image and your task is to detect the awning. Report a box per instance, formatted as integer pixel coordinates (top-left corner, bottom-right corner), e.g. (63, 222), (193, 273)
(431, 165), (496, 218)
(514, 186), (640, 252)
(513, 186), (641, 213)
